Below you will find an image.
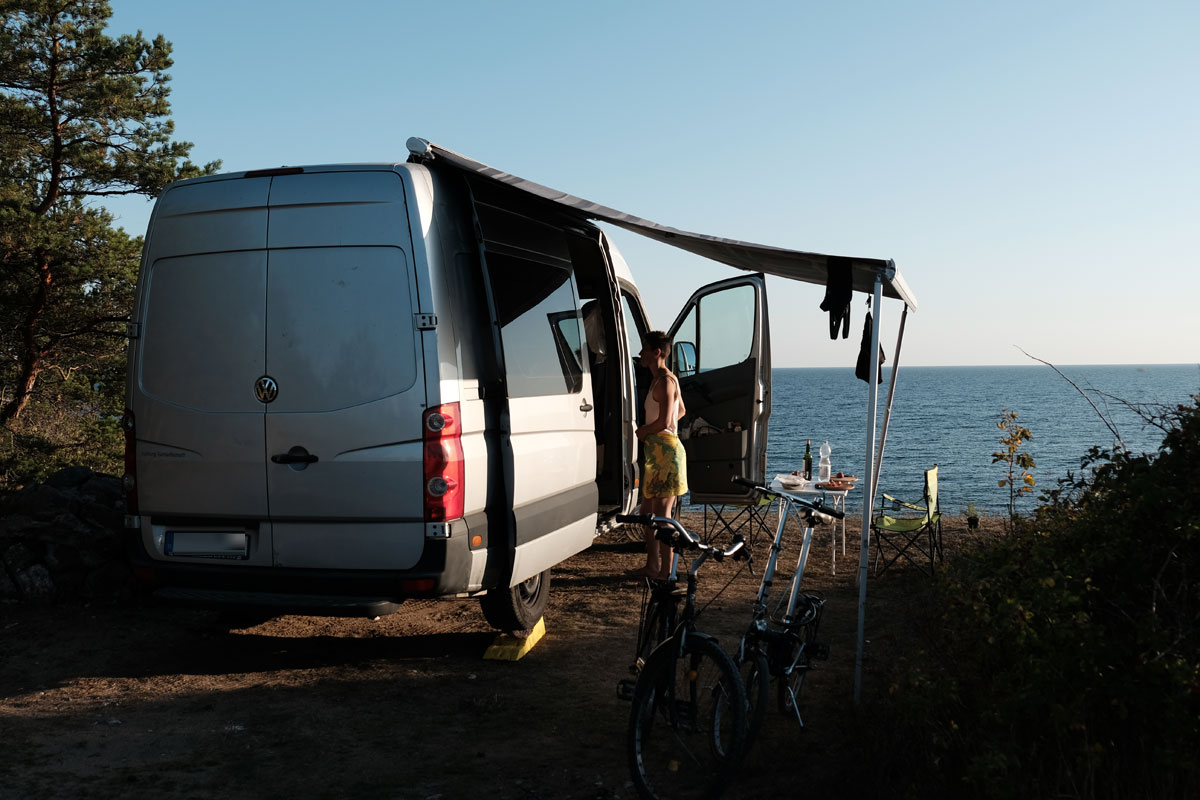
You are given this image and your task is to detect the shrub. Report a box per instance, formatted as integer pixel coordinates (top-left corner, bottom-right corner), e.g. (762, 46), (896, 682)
(869, 393), (1200, 799)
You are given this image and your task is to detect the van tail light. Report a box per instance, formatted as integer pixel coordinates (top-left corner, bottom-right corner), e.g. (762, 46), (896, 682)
(122, 409), (139, 515)
(423, 402), (464, 522)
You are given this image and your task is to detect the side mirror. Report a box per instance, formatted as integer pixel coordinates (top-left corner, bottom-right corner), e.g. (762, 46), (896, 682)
(673, 341), (698, 378)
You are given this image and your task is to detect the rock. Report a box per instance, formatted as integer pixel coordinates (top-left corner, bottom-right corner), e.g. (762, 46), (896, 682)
(80, 475), (122, 506)
(0, 566), (18, 600)
(13, 563), (55, 599)
(44, 466), (95, 490)
(12, 484), (70, 517)
(2, 541), (39, 573)
(0, 468), (130, 603)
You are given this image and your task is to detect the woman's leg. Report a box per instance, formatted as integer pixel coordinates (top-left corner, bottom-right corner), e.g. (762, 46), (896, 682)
(657, 495), (677, 577)
(639, 495), (669, 576)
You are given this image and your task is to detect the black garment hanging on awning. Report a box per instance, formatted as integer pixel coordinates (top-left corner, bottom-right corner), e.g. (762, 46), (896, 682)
(856, 311), (886, 383)
(819, 256), (853, 339)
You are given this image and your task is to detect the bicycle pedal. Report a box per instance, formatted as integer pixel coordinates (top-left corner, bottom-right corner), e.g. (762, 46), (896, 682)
(811, 642), (830, 660)
(617, 679), (636, 702)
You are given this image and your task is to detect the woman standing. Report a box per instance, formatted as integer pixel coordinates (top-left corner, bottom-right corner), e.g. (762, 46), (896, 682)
(633, 330), (688, 579)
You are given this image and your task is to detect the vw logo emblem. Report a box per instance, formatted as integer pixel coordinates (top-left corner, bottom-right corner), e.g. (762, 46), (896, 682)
(254, 376), (278, 404)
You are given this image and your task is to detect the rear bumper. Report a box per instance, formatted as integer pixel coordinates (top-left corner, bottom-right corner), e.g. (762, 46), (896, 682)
(124, 529), (476, 611)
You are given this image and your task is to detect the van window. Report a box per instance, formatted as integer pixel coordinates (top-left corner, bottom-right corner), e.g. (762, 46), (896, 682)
(621, 292), (647, 361)
(698, 284), (755, 369)
(487, 252), (584, 397)
(674, 284), (755, 374)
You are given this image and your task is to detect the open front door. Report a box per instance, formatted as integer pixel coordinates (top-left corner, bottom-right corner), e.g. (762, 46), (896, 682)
(667, 274), (770, 504)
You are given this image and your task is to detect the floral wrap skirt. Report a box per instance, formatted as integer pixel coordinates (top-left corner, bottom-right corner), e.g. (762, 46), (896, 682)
(642, 432), (689, 499)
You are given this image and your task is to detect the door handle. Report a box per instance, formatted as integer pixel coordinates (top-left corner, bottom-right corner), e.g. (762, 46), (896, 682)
(579, 400), (594, 413)
(271, 448), (319, 465)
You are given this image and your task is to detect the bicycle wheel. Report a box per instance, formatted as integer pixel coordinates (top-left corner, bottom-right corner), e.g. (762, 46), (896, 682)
(628, 635), (748, 800)
(635, 590), (678, 669)
(738, 645), (771, 751)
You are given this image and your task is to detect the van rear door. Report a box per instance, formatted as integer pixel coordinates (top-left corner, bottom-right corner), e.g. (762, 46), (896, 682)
(132, 177), (271, 524)
(667, 274), (771, 504)
(262, 171), (427, 570)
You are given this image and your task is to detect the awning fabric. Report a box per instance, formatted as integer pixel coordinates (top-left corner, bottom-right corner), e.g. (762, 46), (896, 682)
(406, 138), (918, 310)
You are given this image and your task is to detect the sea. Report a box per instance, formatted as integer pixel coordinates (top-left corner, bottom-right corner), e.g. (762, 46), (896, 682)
(692, 364), (1199, 517)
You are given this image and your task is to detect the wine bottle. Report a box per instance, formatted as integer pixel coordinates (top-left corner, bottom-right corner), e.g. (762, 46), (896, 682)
(803, 439), (812, 480)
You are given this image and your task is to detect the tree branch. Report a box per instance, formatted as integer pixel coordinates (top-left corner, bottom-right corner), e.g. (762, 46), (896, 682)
(1016, 347), (1125, 449)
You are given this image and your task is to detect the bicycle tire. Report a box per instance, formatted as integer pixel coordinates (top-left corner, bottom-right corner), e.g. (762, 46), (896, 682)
(636, 591), (678, 669)
(628, 635), (749, 800)
(738, 646), (771, 752)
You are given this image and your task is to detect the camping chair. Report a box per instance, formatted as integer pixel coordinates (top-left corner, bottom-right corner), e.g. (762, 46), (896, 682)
(872, 464), (943, 576)
(702, 492), (775, 550)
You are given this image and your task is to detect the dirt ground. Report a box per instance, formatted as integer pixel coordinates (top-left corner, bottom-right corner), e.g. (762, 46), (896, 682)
(0, 512), (992, 799)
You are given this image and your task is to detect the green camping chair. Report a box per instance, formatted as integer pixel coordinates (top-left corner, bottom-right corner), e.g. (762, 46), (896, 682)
(872, 465), (943, 576)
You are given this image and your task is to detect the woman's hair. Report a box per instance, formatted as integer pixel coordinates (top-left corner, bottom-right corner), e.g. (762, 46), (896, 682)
(641, 330), (672, 354)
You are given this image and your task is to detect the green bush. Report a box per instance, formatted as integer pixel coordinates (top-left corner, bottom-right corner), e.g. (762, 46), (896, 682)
(870, 393), (1200, 799)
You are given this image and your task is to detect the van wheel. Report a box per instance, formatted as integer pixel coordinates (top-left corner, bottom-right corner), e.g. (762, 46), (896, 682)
(480, 569), (551, 635)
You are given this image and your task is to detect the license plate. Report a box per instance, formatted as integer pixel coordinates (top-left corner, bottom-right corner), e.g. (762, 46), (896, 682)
(165, 531), (249, 559)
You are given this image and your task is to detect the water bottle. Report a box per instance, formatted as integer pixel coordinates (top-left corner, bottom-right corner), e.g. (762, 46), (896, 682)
(818, 440), (832, 482)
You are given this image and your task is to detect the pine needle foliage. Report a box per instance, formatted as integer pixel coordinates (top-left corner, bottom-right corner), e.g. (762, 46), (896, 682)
(0, 0), (219, 483)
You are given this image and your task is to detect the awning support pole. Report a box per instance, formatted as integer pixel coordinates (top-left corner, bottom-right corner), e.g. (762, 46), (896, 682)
(870, 304), (909, 503)
(854, 273), (884, 704)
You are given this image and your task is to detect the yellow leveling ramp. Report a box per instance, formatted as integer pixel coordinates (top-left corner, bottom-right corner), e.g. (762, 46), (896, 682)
(483, 617), (546, 661)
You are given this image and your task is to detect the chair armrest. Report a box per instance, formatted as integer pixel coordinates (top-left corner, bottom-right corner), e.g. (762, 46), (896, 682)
(881, 493), (927, 513)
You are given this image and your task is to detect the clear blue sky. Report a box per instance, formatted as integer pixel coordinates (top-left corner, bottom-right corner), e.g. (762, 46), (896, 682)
(104, 0), (1199, 368)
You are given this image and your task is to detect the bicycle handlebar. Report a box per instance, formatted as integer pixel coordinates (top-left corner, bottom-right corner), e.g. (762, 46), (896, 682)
(615, 514), (747, 561)
(730, 476), (846, 520)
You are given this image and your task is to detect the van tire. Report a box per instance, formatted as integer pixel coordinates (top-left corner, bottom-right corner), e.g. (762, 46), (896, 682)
(480, 569), (551, 635)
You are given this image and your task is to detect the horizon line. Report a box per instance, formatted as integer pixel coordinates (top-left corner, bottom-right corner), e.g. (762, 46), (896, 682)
(771, 362), (1199, 369)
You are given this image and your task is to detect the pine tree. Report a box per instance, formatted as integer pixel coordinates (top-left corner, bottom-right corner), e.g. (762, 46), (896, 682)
(0, 0), (218, 479)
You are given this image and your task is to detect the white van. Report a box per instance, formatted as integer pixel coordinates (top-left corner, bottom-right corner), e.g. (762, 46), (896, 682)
(122, 139), (770, 631)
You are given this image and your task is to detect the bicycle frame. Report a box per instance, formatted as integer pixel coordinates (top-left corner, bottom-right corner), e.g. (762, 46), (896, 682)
(753, 488), (824, 624)
(618, 515), (746, 694)
(733, 479), (841, 727)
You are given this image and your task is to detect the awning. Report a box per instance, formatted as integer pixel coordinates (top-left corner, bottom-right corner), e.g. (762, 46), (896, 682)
(406, 136), (915, 705)
(405, 137), (917, 311)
